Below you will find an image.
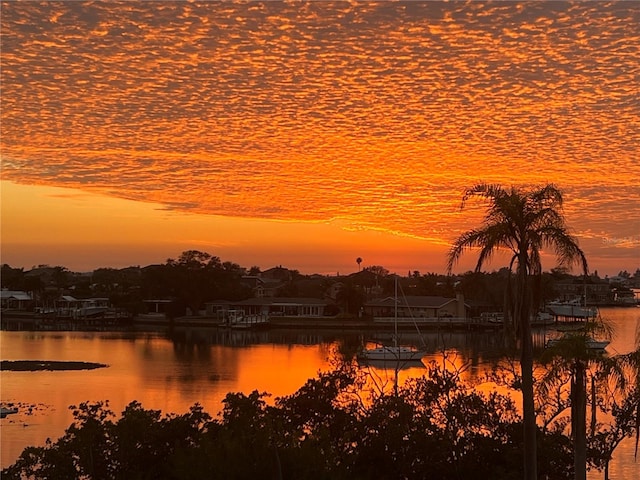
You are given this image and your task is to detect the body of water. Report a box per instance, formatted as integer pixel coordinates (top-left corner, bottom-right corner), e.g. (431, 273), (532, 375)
(2, 307), (638, 477)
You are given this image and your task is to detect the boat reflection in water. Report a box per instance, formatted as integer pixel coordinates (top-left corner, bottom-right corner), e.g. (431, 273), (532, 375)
(0, 307), (637, 479)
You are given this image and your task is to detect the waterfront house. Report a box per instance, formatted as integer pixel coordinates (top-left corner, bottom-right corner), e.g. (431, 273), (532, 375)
(554, 280), (611, 305)
(363, 293), (468, 322)
(0, 290), (33, 311)
(206, 297), (329, 318)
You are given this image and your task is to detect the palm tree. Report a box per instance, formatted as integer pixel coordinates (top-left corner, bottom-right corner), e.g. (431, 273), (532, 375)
(356, 257), (363, 272)
(542, 315), (613, 480)
(596, 320), (640, 474)
(447, 183), (588, 480)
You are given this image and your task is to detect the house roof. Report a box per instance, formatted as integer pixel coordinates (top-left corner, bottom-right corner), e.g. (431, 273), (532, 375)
(0, 290), (31, 301)
(206, 297), (327, 307)
(269, 297), (327, 306)
(241, 275), (263, 282)
(365, 296), (459, 308)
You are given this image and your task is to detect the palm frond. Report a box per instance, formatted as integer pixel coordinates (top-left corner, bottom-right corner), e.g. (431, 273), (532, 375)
(530, 183), (564, 208)
(446, 228), (485, 273)
(597, 355), (630, 394)
(447, 222), (516, 273)
(460, 183), (507, 209)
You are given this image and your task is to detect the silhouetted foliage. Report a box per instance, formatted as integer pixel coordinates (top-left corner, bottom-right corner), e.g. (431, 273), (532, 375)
(335, 281), (365, 315)
(2, 361), (592, 480)
(1, 264), (25, 290)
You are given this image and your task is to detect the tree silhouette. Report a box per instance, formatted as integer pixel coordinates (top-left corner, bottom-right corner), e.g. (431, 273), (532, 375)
(447, 183), (588, 480)
(541, 315), (613, 480)
(165, 250), (222, 315)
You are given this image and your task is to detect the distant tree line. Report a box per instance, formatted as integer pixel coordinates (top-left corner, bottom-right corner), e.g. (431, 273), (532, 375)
(1, 252), (637, 319)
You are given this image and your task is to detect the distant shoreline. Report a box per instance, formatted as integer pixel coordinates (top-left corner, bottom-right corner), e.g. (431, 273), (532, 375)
(1, 360), (108, 371)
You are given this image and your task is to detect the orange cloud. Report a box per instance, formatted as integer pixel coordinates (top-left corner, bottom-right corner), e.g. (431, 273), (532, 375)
(1, 1), (638, 273)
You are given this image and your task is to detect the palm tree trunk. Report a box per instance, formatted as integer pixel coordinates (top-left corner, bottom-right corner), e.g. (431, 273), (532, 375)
(590, 374), (597, 436)
(521, 315), (537, 480)
(518, 264), (537, 480)
(504, 274), (513, 335)
(572, 360), (587, 480)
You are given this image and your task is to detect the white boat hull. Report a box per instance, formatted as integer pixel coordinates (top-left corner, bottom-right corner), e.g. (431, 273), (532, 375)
(546, 336), (609, 351)
(359, 345), (425, 362)
(585, 339), (610, 350)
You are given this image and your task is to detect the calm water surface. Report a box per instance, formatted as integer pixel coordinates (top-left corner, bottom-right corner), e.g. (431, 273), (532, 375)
(2, 307), (638, 478)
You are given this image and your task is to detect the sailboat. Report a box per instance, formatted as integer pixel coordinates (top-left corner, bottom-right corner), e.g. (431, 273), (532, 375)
(358, 276), (426, 363)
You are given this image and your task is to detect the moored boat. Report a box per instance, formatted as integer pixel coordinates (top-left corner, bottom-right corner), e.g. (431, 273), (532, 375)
(546, 335), (610, 352)
(359, 276), (426, 363)
(0, 405), (18, 418)
(358, 344), (425, 362)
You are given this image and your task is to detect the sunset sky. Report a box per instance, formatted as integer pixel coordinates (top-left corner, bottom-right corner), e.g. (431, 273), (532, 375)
(1, 1), (638, 276)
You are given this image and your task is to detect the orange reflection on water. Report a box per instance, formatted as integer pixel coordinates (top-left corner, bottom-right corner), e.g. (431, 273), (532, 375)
(1, 308), (638, 477)
(0, 331), (337, 468)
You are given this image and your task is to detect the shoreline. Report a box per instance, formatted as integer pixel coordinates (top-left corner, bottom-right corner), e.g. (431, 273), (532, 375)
(1, 360), (108, 371)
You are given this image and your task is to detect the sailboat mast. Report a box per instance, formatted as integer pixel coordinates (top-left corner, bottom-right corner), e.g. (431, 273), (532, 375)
(394, 275), (398, 346)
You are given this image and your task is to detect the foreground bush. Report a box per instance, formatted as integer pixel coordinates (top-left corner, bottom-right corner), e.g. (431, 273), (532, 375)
(3, 362), (577, 479)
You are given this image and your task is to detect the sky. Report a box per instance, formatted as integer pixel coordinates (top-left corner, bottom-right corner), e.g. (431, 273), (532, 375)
(1, 1), (639, 276)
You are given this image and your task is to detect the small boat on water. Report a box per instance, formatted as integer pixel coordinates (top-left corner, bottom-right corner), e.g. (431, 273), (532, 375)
(358, 343), (426, 362)
(547, 300), (597, 321)
(229, 316), (270, 330)
(225, 310), (270, 329)
(0, 405), (18, 418)
(585, 338), (610, 350)
(481, 311), (553, 326)
(546, 335), (610, 352)
(359, 276), (426, 364)
(480, 312), (504, 325)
